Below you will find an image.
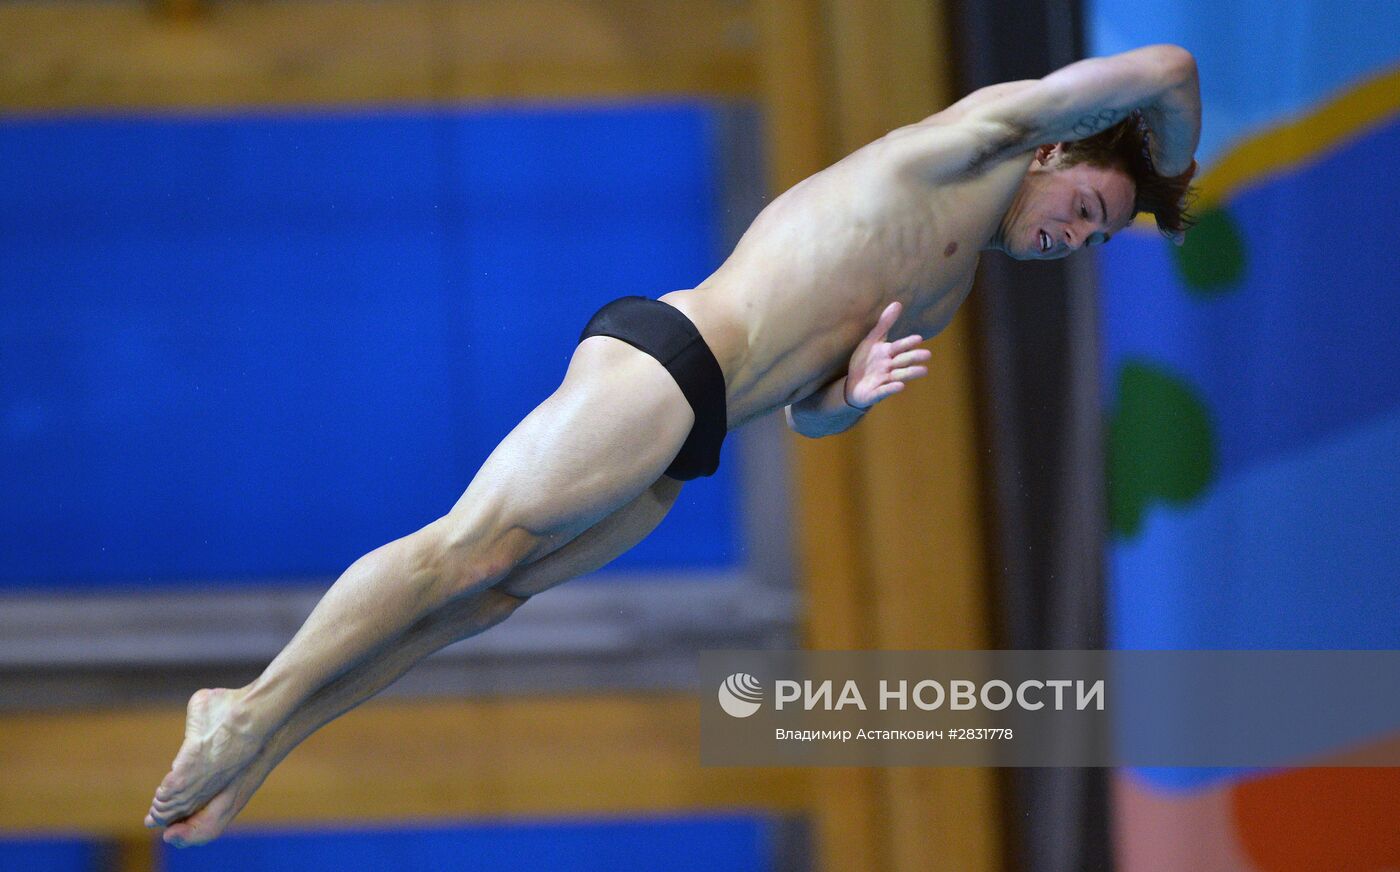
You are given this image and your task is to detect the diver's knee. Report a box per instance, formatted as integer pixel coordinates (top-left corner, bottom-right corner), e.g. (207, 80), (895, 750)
(490, 583), (533, 608)
(423, 511), (539, 601)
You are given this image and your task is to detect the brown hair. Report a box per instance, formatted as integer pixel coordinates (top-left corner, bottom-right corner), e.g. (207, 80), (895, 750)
(1060, 111), (1197, 236)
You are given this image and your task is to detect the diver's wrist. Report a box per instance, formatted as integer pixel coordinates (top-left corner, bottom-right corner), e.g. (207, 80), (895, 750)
(842, 378), (869, 413)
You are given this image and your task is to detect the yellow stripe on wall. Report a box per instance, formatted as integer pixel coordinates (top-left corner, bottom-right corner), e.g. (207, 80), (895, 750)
(1130, 62), (1400, 230)
(1198, 64), (1400, 208)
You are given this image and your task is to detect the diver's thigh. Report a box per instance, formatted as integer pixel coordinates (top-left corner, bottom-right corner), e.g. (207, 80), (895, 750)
(447, 336), (693, 552)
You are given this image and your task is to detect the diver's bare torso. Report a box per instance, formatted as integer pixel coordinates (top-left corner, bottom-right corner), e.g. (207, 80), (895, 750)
(661, 112), (1037, 429)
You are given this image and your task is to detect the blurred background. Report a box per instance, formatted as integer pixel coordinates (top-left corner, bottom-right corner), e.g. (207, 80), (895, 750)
(1, 0), (1396, 870)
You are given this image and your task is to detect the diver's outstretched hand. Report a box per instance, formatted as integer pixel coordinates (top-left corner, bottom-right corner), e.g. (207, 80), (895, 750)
(844, 301), (931, 410)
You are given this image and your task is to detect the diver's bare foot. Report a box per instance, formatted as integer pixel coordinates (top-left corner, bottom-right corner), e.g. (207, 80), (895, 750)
(154, 758), (270, 848)
(145, 687), (268, 828)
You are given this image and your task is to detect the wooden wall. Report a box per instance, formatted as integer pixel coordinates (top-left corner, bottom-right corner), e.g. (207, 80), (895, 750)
(0, 0), (757, 110)
(0, 2), (1003, 870)
(0, 695), (808, 870)
(759, 3), (1003, 870)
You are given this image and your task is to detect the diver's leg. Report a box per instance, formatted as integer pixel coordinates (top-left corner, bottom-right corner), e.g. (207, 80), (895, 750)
(152, 476), (682, 846)
(147, 335), (693, 827)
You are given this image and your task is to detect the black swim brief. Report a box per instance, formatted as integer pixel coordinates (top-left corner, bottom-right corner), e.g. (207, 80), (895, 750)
(577, 295), (728, 481)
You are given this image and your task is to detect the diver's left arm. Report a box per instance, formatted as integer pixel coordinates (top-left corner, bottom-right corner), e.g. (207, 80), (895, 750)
(786, 377), (866, 438)
(785, 301), (930, 438)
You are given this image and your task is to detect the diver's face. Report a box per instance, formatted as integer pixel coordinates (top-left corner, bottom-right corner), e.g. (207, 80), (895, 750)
(1005, 144), (1137, 260)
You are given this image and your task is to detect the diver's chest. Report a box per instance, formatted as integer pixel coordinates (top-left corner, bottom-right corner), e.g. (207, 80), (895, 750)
(856, 197), (982, 284)
(896, 262), (977, 338)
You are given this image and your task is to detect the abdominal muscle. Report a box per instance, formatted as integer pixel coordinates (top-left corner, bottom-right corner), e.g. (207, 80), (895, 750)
(662, 282), (863, 430)
(659, 151), (991, 429)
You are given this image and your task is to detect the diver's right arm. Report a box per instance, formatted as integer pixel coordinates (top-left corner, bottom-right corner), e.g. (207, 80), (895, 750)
(962, 43), (1200, 174)
(885, 44), (1200, 180)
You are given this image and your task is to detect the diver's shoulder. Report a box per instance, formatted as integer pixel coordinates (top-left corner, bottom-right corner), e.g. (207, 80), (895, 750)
(860, 112), (1036, 188)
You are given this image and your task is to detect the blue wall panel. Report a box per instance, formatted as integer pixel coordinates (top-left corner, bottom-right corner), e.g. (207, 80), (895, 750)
(0, 105), (743, 588)
(0, 836), (100, 872)
(1092, 0), (1400, 799)
(160, 815), (773, 872)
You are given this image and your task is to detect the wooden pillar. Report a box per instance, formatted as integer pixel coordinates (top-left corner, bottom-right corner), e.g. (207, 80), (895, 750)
(153, 0), (204, 23)
(757, 1), (1004, 870)
(756, 4), (885, 864)
(111, 833), (158, 872)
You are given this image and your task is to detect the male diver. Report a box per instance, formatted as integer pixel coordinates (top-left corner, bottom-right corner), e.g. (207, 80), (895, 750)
(147, 43), (1199, 845)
